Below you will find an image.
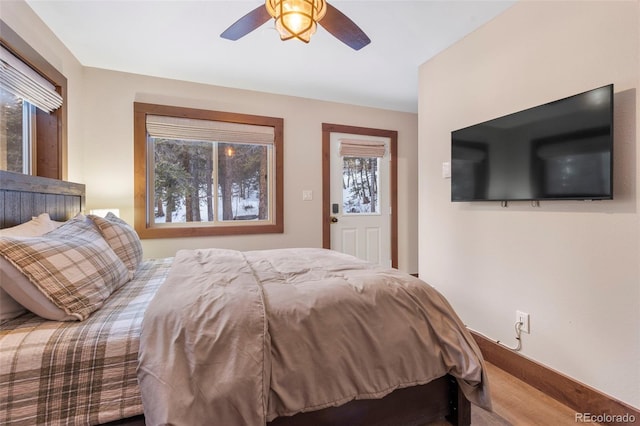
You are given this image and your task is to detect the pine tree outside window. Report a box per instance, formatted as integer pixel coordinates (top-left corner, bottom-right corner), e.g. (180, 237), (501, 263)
(134, 103), (284, 239)
(338, 138), (386, 214)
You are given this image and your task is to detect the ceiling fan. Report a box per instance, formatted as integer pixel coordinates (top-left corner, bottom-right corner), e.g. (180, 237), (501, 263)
(220, 0), (371, 51)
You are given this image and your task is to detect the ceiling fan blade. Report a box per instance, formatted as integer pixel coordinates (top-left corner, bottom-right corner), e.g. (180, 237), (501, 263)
(220, 5), (272, 41)
(319, 3), (371, 51)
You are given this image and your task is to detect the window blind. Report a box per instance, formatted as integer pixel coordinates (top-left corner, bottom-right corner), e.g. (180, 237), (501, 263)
(339, 138), (386, 158)
(146, 114), (275, 145)
(0, 46), (63, 113)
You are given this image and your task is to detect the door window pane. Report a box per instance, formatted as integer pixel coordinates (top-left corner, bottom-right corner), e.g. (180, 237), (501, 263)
(342, 157), (380, 214)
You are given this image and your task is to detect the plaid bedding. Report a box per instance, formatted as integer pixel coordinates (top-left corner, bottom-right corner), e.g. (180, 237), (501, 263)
(0, 258), (172, 426)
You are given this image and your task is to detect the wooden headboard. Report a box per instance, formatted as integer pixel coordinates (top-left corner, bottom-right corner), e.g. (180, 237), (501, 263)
(0, 170), (85, 229)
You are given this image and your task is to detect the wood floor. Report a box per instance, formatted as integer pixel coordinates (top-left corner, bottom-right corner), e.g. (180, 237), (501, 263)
(429, 362), (603, 426)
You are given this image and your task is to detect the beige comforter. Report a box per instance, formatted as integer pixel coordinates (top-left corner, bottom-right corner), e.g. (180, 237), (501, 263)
(138, 248), (491, 425)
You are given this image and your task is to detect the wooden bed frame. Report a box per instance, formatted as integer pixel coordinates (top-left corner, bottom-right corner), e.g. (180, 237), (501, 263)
(0, 170), (471, 426)
(0, 170), (85, 227)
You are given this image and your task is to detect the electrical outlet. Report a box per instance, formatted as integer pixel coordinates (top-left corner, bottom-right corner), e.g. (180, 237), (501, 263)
(516, 311), (530, 334)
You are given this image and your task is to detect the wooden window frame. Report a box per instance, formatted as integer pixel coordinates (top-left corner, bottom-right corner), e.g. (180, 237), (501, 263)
(133, 102), (284, 239)
(0, 20), (67, 180)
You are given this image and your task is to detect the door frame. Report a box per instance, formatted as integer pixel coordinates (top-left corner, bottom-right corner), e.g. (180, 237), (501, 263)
(322, 123), (398, 268)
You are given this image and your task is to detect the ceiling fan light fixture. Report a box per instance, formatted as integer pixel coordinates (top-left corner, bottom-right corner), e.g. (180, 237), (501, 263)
(266, 0), (327, 43)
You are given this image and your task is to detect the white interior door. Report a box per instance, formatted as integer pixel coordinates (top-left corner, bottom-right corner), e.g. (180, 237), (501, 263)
(330, 132), (391, 267)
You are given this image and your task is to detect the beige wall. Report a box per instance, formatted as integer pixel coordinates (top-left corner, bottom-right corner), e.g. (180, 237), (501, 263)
(418, 0), (639, 408)
(2, 0), (419, 273)
(80, 68), (419, 271)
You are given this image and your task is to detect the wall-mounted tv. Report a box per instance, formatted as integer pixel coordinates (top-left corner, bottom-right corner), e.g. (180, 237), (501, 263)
(451, 84), (613, 202)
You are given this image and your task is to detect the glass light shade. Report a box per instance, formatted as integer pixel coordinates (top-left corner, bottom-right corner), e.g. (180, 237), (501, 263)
(266, 0), (327, 43)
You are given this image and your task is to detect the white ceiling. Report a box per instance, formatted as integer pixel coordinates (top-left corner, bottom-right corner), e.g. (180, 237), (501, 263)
(25, 0), (514, 113)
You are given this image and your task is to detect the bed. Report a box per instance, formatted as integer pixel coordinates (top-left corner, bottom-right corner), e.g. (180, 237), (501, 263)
(0, 170), (490, 426)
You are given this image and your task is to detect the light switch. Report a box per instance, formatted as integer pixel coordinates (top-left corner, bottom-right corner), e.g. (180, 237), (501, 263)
(302, 190), (313, 201)
(442, 161), (451, 179)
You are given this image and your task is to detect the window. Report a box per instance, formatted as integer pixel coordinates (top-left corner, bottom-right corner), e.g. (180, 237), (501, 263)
(0, 21), (67, 179)
(339, 138), (386, 214)
(0, 87), (34, 173)
(342, 157), (380, 214)
(134, 102), (284, 239)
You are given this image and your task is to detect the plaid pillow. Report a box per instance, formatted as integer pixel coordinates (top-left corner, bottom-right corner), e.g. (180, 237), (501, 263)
(0, 216), (129, 321)
(0, 213), (66, 322)
(0, 257), (77, 321)
(88, 213), (143, 279)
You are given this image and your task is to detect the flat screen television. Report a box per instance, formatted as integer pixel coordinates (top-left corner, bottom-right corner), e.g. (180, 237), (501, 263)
(451, 84), (613, 202)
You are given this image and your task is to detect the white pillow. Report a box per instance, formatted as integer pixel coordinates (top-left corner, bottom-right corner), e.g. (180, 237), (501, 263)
(0, 287), (26, 323)
(0, 213), (57, 237)
(0, 213), (57, 323)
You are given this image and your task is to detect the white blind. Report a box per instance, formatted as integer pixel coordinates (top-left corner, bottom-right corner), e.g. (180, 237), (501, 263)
(339, 138), (386, 158)
(0, 46), (63, 113)
(146, 114), (275, 145)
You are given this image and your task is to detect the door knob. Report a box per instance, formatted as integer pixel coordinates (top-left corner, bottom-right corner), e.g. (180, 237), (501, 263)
(330, 216), (339, 223)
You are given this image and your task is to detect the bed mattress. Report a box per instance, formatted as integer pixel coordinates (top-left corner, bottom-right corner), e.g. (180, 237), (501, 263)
(138, 248), (490, 425)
